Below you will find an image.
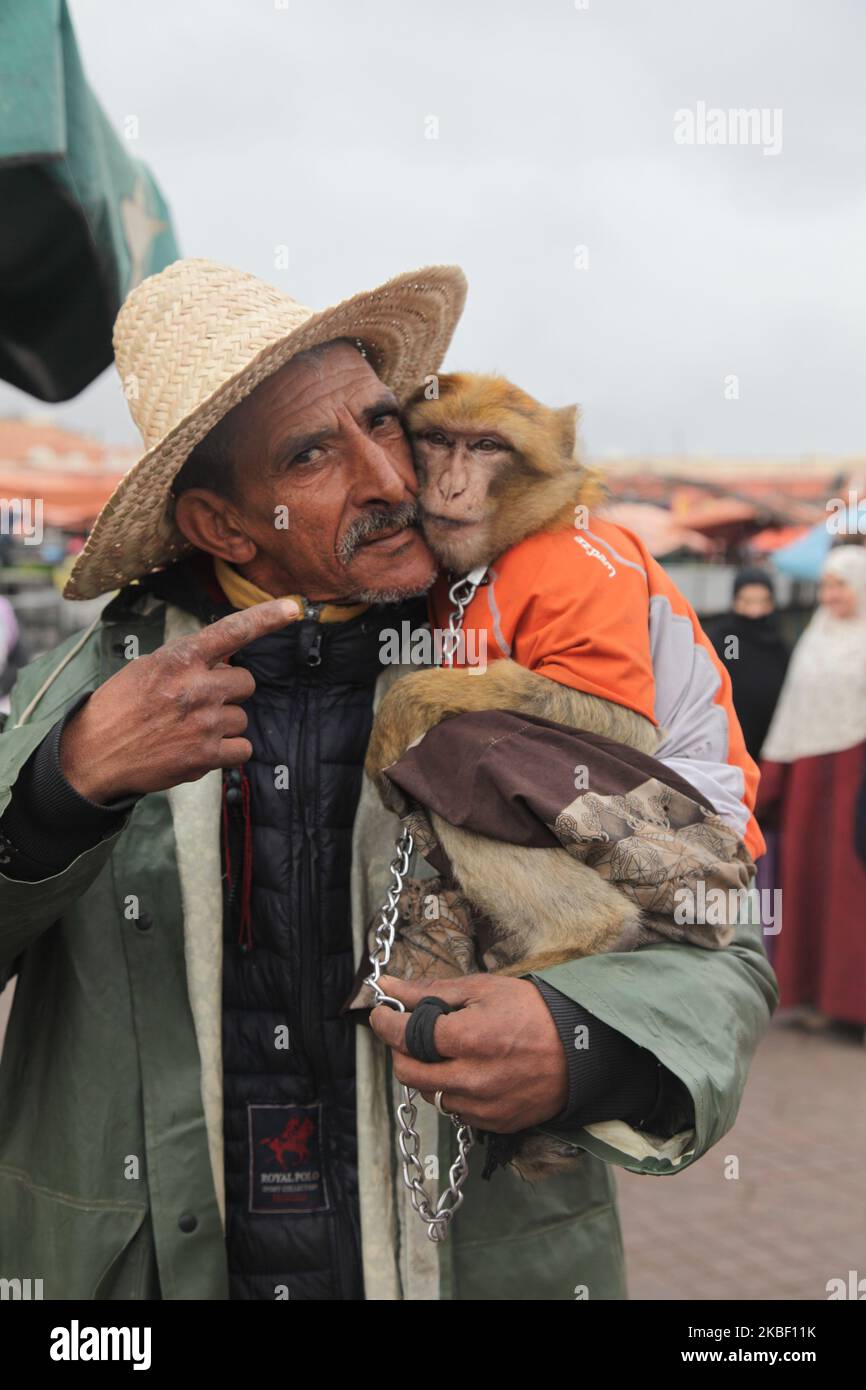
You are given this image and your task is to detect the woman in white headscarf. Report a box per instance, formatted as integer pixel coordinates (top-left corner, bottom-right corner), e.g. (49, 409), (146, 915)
(757, 544), (866, 1026)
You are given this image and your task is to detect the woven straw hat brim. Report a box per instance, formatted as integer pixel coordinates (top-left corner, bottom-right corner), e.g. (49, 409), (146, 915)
(64, 263), (467, 599)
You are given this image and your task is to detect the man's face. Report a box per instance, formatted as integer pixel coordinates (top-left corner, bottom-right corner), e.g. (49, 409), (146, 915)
(175, 341), (438, 603)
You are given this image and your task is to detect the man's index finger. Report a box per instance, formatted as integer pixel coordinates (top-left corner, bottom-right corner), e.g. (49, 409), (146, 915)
(194, 598), (301, 664)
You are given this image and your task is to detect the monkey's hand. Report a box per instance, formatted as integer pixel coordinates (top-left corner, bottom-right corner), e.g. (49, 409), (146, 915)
(364, 660), (545, 785)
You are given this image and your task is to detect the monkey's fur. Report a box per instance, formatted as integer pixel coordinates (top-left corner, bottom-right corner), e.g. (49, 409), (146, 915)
(364, 374), (669, 1176)
(366, 656), (662, 980)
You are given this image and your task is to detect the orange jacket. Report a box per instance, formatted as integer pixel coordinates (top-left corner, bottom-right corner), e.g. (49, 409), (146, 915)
(429, 515), (765, 862)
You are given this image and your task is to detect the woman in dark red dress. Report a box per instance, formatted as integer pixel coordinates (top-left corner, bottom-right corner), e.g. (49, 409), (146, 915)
(757, 544), (866, 1028)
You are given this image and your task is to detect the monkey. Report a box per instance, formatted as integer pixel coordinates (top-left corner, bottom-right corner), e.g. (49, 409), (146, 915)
(362, 372), (751, 963)
(356, 373), (751, 1178)
(371, 372), (662, 779)
(363, 372), (671, 963)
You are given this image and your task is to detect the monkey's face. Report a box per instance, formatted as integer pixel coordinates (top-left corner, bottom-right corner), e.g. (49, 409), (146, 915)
(404, 372), (582, 575)
(411, 427), (513, 571)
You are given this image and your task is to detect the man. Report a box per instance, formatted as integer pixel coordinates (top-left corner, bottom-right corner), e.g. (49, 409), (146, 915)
(0, 260), (776, 1300)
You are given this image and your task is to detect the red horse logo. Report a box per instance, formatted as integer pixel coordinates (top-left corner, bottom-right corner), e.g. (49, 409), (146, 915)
(259, 1114), (314, 1169)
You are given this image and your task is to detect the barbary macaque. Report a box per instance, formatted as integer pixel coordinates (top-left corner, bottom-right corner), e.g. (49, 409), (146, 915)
(357, 372), (751, 1180)
(364, 372), (668, 976)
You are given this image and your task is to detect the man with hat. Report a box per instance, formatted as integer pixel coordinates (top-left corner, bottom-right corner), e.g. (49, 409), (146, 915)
(0, 260), (776, 1300)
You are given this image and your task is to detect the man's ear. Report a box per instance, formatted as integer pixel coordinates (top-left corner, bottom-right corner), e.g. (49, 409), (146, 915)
(173, 488), (258, 565)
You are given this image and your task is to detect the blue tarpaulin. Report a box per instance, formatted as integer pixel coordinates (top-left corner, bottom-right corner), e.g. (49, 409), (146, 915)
(771, 521), (831, 581)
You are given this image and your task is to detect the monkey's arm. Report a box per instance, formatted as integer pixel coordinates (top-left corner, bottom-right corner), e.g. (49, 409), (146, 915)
(364, 658), (658, 785)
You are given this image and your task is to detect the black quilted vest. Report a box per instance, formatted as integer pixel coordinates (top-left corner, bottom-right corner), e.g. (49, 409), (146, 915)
(145, 558), (424, 1300)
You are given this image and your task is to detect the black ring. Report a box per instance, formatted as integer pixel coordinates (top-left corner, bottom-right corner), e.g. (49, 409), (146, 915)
(404, 995), (458, 1064)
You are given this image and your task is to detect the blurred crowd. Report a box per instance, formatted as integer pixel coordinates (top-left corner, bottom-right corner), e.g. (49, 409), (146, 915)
(706, 542), (866, 1034)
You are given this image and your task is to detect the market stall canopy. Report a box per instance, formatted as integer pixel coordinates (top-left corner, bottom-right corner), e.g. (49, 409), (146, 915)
(0, 418), (135, 530)
(0, 0), (179, 402)
(598, 502), (712, 558)
(749, 524), (810, 555)
(670, 493), (758, 531)
(0, 465), (126, 529)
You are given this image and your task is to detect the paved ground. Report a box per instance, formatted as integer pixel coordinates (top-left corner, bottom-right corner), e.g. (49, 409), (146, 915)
(616, 1011), (866, 1301)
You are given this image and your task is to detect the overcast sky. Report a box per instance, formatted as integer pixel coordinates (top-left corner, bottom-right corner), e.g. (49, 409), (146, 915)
(3, 0), (865, 460)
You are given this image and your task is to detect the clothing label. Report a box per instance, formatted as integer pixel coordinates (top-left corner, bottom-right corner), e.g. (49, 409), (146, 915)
(248, 1103), (330, 1214)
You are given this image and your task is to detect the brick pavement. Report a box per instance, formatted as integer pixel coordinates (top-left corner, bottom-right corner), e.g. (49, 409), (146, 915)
(615, 1012), (866, 1300)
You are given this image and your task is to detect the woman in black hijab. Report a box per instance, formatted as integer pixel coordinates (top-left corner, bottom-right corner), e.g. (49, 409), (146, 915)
(703, 568), (790, 762)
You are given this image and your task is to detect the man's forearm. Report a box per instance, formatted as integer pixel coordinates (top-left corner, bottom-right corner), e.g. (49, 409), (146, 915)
(530, 909), (777, 1173)
(533, 978), (693, 1135)
(0, 693), (138, 881)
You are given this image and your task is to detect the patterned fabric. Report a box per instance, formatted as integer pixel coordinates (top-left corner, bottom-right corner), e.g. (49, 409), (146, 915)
(348, 710), (754, 1008)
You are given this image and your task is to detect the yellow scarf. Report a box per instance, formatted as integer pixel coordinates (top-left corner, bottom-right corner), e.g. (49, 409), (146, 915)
(213, 557), (369, 623)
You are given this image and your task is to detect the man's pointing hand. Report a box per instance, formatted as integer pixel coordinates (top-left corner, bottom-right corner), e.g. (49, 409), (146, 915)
(59, 598), (300, 802)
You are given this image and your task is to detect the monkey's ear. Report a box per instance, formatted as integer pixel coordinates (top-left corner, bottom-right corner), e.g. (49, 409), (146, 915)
(557, 404), (580, 459)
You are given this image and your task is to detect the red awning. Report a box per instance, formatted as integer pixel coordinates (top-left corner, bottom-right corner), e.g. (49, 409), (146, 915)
(670, 497), (758, 533)
(749, 524), (810, 554)
(0, 465), (124, 529)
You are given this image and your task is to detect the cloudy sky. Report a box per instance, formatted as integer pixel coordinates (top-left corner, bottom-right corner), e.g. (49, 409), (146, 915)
(3, 0), (865, 459)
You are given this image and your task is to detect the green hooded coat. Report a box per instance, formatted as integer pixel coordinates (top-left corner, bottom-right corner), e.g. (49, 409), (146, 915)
(0, 590), (778, 1300)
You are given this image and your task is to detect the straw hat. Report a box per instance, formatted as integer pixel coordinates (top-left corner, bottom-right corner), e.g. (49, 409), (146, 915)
(64, 258), (468, 599)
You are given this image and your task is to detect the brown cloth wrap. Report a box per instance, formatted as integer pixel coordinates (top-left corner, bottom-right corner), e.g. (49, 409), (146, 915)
(347, 710), (755, 1010)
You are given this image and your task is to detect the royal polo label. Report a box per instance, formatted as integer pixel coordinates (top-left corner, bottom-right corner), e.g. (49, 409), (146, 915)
(248, 1103), (330, 1214)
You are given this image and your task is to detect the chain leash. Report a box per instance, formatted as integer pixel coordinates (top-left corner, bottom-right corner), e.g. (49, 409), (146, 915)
(364, 566), (487, 1242)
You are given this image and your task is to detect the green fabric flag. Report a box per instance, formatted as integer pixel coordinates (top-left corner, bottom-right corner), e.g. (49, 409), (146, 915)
(0, 0), (179, 400)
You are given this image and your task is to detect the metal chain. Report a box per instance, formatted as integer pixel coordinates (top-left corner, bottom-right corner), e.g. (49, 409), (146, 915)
(440, 566), (488, 669)
(364, 565), (488, 1242)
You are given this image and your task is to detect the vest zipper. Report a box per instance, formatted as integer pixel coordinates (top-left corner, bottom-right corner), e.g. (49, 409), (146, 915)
(295, 638), (359, 1299)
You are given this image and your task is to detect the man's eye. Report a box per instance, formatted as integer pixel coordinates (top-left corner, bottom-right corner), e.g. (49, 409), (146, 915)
(371, 411), (400, 430)
(292, 447), (322, 466)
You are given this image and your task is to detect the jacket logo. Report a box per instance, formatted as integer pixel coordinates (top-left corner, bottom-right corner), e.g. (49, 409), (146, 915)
(259, 1114), (314, 1169)
(248, 1103), (330, 1214)
(574, 533), (616, 578)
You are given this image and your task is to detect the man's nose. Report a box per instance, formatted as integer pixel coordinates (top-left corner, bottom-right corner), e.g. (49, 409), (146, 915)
(347, 427), (414, 506)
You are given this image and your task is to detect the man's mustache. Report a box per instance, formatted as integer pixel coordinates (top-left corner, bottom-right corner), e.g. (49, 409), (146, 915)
(336, 502), (420, 564)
